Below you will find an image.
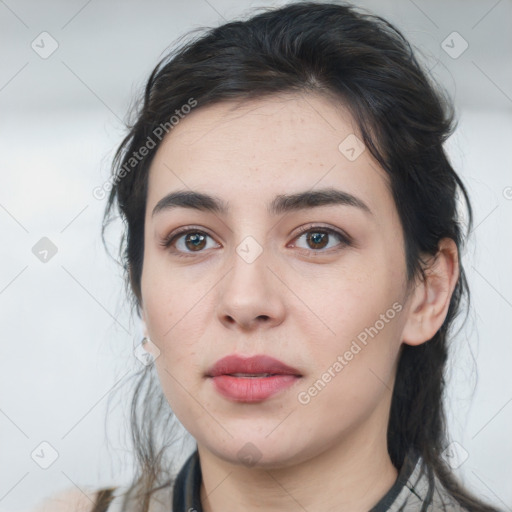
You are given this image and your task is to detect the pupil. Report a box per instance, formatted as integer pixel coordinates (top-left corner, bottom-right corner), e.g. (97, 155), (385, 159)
(308, 232), (327, 249)
(186, 233), (206, 250)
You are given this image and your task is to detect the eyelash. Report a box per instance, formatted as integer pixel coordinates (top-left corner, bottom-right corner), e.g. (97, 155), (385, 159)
(160, 224), (352, 258)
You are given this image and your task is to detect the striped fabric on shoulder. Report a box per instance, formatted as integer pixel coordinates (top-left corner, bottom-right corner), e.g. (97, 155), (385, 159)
(95, 483), (174, 512)
(94, 449), (469, 512)
(374, 455), (468, 511)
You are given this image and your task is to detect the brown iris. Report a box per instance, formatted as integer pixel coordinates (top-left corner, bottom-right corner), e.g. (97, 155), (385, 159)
(185, 233), (207, 251)
(306, 231), (329, 250)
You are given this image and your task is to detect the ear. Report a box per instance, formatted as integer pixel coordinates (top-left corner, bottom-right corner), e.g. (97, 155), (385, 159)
(401, 238), (460, 346)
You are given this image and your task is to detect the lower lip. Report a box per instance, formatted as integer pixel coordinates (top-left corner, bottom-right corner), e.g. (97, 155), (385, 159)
(210, 375), (300, 402)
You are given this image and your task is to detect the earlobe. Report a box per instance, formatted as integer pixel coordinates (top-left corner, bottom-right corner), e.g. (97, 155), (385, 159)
(401, 238), (459, 347)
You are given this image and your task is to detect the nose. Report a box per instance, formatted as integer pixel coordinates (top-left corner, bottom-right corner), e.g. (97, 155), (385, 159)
(216, 247), (286, 331)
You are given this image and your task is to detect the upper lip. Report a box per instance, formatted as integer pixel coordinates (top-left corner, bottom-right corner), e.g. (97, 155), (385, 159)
(207, 354), (302, 377)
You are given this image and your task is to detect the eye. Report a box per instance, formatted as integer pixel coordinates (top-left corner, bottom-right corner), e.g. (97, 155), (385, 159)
(160, 225), (351, 257)
(291, 225), (351, 252)
(160, 228), (220, 256)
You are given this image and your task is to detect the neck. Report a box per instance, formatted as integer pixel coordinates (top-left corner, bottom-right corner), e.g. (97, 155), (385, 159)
(197, 421), (399, 512)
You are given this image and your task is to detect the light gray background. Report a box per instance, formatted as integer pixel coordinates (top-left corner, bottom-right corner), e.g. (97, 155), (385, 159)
(1, 0), (511, 510)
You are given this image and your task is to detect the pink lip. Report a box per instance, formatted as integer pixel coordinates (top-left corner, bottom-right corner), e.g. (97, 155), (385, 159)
(207, 354), (302, 403)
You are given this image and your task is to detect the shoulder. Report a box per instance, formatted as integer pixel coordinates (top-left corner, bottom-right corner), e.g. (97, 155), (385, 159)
(379, 451), (470, 512)
(408, 460), (472, 511)
(30, 487), (101, 512)
(30, 483), (175, 512)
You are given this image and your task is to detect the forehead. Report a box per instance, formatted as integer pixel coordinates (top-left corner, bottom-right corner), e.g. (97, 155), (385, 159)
(146, 93), (394, 222)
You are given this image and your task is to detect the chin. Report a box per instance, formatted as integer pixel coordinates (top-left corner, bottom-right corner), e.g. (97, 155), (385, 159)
(202, 434), (313, 470)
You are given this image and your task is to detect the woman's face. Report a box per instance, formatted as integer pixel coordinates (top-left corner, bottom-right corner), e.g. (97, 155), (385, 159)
(140, 93), (414, 468)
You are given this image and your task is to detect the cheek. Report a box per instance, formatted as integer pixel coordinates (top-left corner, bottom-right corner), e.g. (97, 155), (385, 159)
(295, 298), (401, 427)
(297, 353), (397, 443)
(292, 264), (404, 381)
(141, 272), (213, 380)
(141, 255), (199, 341)
(291, 262), (393, 337)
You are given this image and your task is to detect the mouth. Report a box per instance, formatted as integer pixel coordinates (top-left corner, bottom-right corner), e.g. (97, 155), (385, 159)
(207, 354), (302, 378)
(206, 354), (302, 402)
(228, 373), (276, 377)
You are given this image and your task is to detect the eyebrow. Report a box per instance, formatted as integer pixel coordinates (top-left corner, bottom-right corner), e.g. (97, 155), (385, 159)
(151, 188), (373, 218)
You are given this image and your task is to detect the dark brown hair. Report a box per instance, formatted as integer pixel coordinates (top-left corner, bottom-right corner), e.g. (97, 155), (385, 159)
(100, 2), (500, 510)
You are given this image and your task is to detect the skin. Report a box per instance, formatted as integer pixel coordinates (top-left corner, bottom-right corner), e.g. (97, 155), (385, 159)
(139, 92), (459, 512)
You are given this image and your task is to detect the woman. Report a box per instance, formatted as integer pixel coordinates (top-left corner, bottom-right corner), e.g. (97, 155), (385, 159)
(84, 2), (500, 511)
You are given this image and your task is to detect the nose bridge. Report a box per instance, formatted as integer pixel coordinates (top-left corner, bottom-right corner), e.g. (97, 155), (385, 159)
(216, 234), (285, 328)
(227, 236), (271, 301)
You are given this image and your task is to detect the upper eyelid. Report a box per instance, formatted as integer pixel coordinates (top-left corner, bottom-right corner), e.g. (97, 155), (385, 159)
(293, 224), (345, 237)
